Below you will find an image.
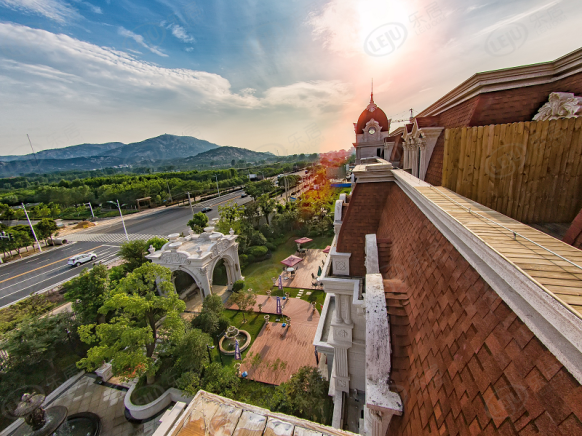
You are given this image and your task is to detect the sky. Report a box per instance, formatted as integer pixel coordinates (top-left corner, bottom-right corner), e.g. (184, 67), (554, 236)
(0, 0), (581, 157)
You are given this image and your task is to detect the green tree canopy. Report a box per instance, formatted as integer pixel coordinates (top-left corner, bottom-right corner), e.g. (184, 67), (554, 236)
(258, 194), (276, 225)
(277, 366), (329, 422)
(146, 236), (168, 251)
(77, 263), (186, 384)
(63, 264), (109, 324)
(187, 211), (209, 233)
(230, 289), (256, 323)
(34, 218), (58, 243)
(119, 240), (149, 272)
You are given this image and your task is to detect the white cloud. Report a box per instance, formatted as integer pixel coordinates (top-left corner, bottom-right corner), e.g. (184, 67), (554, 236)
(117, 26), (168, 57)
(0, 0), (79, 22)
(184, 46), (194, 52)
(161, 21), (195, 43)
(0, 23), (348, 112)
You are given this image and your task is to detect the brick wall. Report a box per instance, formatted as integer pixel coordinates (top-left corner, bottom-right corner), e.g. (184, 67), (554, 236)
(375, 183), (582, 435)
(336, 182), (390, 276)
(423, 71), (582, 186)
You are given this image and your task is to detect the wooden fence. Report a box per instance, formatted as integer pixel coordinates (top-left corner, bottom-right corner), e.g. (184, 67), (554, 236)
(442, 118), (582, 224)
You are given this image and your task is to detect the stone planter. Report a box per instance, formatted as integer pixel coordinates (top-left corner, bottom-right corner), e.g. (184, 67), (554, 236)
(218, 330), (251, 355)
(95, 363), (113, 382)
(124, 383), (193, 421)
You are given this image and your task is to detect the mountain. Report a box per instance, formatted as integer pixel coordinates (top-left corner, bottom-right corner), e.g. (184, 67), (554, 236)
(94, 134), (218, 160)
(0, 136), (278, 177)
(0, 142), (125, 162)
(176, 146), (274, 165)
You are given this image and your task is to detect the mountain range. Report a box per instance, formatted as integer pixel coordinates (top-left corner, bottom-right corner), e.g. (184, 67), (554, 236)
(0, 135), (276, 176)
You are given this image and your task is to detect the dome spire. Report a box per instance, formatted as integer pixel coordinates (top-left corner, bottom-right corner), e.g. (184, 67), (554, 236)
(367, 79), (377, 112)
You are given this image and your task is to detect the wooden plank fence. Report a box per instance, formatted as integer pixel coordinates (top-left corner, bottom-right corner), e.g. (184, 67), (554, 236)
(442, 118), (582, 224)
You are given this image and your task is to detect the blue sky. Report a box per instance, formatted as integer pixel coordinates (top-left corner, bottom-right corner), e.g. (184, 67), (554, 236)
(0, 0), (581, 157)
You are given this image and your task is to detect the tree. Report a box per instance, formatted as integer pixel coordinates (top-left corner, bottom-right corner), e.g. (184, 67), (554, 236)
(187, 212), (209, 233)
(172, 328), (211, 375)
(191, 295), (229, 336)
(63, 264), (109, 324)
(77, 263), (186, 384)
(146, 236), (168, 251)
(258, 194), (276, 225)
(119, 240), (149, 272)
(277, 366), (329, 422)
(3, 313), (80, 370)
(230, 289), (256, 323)
(201, 362), (240, 398)
(34, 218), (58, 244)
(245, 180), (275, 200)
(217, 201), (244, 232)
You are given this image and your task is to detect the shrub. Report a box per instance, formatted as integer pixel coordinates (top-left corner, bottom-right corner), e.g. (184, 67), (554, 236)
(249, 231), (267, 247)
(146, 236), (168, 251)
(265, 242), (277, 252)
(247, 245), (268, 259)
(232, 279), (244, 292)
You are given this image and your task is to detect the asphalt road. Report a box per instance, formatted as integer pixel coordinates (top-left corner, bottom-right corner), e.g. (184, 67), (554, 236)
(0, 192), (252, 308)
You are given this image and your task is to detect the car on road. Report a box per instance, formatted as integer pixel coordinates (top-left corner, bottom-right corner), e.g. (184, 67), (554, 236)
(241, 193), (248, 198)
(201, 207), (212, 213)
(68, 252), (97, 267)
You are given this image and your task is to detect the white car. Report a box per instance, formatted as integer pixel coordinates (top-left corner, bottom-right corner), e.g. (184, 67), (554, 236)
(68, 252), (97, 267)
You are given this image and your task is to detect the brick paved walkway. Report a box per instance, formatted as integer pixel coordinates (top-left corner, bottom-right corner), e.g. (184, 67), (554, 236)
(226, 297), (320, 385)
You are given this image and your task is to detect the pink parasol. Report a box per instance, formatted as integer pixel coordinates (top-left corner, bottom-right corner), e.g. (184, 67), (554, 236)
(323, 245), (331, 253)
(281, 255), (304, 267)
(294, 237), (313, 245)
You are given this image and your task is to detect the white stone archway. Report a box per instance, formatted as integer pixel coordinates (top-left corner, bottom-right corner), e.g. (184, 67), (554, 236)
(146, 225), (242, 299)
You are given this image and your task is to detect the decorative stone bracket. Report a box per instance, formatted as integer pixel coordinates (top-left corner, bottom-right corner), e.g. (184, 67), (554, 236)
(533, 92), (582, 121)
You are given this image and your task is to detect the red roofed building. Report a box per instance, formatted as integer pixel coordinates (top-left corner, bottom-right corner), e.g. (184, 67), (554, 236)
(354, 93), (393, 164)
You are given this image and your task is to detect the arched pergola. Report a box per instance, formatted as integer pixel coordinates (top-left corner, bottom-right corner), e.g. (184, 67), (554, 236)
(146, 226), (242, 299)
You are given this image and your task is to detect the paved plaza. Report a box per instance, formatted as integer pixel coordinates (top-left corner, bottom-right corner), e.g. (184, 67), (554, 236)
(49, 375), (162, 436)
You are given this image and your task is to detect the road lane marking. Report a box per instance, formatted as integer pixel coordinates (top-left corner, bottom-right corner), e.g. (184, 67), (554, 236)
(0, 245), (103, 284)
(0, 268), (88, 300)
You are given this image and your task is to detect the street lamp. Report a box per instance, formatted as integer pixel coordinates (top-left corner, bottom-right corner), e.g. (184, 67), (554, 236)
(214, 175), (221, 197)
(21, 203), (42, 252)
(107, 200), (129, 241)
(84, 202), (95, 219)
(207, 344), (215, 363)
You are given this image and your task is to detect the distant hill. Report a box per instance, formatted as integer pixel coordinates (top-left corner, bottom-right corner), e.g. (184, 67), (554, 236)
(95, 134), (218, 160)
(0, 135), (279, 177)
(0, 142), (124, 162)
(178, 146), (274, 165)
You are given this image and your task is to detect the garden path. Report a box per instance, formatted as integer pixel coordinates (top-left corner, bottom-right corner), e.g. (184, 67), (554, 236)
(226, 297), (320, 385)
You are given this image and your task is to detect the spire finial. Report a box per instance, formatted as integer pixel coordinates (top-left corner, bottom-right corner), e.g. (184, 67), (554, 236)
(370, 78), (374, 103)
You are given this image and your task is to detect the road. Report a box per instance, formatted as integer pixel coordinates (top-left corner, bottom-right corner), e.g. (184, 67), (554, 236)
(0, 192), (252, 308)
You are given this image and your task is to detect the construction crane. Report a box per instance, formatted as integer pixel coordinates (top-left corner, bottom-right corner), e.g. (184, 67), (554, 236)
(390, 109), (415, 123)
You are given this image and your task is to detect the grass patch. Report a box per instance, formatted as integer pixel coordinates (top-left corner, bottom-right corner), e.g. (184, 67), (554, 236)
(209, 309), (266, 367)
(242, 233), (332, 293)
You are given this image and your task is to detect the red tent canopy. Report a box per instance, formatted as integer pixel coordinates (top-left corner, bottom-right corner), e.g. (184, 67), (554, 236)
(294, 237), (313, 244)
(281, 255), (304, 267)
(323, 246), (331, 253)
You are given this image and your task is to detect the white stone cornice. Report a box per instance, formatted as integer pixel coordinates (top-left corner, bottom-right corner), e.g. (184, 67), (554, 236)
(418, 46), (582, 117)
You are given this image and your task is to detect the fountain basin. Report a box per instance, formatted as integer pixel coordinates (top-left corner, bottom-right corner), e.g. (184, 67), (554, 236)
(54, 412), (101, 436)
(12, 406), (68, 436)
(218, 330), (251, 355)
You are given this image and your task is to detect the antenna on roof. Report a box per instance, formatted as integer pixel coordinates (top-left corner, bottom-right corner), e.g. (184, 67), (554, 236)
(26, 134), (40, 170)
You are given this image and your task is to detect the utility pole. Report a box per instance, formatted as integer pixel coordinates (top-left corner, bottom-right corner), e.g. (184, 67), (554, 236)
(22, 203), (42, 252)
(187, 192), (194, 214)
(215, 175), (221, 197)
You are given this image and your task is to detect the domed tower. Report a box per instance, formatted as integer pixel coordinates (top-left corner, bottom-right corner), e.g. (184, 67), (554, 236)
(353, 90), (392, 164)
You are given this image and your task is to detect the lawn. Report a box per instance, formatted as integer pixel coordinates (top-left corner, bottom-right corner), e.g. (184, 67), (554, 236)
(208, 309), (266, 367)
(242, 233), (332, 292)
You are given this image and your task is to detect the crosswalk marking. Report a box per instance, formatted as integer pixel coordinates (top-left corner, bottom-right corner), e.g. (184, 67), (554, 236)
(65, 233), (164, 243)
